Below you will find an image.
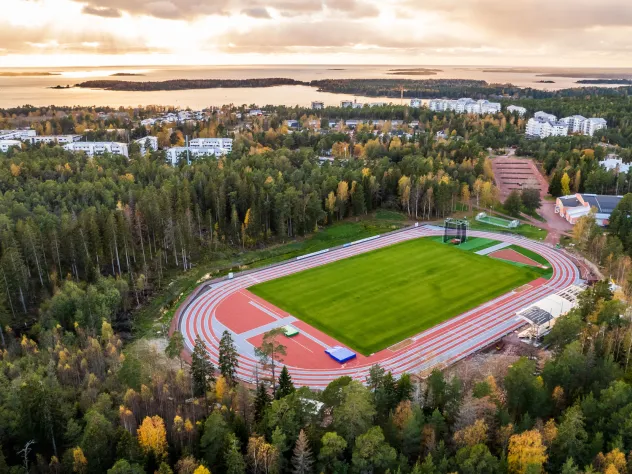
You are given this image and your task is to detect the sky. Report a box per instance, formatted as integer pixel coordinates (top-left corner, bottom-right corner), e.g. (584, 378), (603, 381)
(1, 0), (632, 68)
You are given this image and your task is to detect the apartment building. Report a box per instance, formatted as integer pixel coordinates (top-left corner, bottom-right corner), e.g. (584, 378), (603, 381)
(600, 155), (630, 174)
(188, 137), (233, 152)
(24, 135), (82, 145)
(534, 111), (557, 123)
(0, 129), (36, 140)
(525, 116), (568, 138)
(507, 105), (527, 116)
(559, 115), (586, 133)
(582, 118), (607, 136)
(0, 140), (21, 152)
(529, 111), (608, 137)
(311, 101), (324, 110)
(63, 142), (129, 158)
(166, 146), (229, 165)
(134, 136), (159, 154)
(410, 98), (423, 108)
(429, 98), (501, 115)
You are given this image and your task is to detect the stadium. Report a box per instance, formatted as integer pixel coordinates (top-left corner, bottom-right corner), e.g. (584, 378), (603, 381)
(172, 224), (580, 388)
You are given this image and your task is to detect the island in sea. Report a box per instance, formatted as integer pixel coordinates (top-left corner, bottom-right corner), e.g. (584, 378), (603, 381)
(0, 71), (61, 77)
(387, 68), (443, 76)
(576, 79), (632, 85)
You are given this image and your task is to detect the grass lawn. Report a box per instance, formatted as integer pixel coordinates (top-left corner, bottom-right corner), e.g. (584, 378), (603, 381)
(478, 215), (514, 227)
(134, 216), (404, 339)
(249, 237), (540, 356)
(430, 236), (500, 253)
(469, 219), (548, 240)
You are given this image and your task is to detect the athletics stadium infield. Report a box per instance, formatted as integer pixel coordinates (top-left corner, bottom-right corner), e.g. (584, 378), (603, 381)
(173, 225), (580, 388)
(249, 238), (541, 356)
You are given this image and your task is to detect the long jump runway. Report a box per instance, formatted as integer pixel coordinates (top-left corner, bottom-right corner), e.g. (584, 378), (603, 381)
(173, 226), (580, 388)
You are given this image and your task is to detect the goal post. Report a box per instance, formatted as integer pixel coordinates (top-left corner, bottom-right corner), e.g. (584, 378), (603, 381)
(443, 218), (468, 244)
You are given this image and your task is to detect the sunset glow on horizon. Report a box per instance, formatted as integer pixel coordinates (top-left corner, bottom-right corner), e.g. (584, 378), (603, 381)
(1, 0), (632, 69)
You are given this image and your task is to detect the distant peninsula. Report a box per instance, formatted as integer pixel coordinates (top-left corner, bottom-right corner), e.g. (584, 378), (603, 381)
(110, 73), (145, 77)
(576, 79), (632, 85)
(75, 78), (309, 91)
(62, 77), (632, 101)
(388, 68), (442, 76)
(536, 80), (555, 83)
(0, 71), (61, 77)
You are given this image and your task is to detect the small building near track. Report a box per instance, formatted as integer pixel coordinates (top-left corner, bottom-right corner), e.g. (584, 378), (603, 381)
(555, 193), (623, 226)
(517, 285), (584, 341)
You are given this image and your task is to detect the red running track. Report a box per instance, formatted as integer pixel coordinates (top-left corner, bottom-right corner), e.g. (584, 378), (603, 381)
(172, 226), (579, 388)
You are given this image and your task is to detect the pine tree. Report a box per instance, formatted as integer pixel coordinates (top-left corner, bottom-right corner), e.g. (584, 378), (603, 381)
(165, 331), (185, 368)
(225, 433), (246, 474)
(549, 172), (562, 197)
(254, 328), (286, 396)
(0, 444), (7, 473)
(218, 330), (239, 385)
(191, 335), (215, 397)
(292, 430), (314, 474)
(276, 366), (295, 399)
(254, 382), (271, 423)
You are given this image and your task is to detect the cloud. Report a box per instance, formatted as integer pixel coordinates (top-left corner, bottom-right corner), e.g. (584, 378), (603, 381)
(0, 23), (162, 55)
(326, 0), (379, 18)
(241, 7), (271, 18)
(216, 20), (481, 54)
(71, 0), (379, 20)
(405, 0), (632, 34)
(81, 5), (122, 17)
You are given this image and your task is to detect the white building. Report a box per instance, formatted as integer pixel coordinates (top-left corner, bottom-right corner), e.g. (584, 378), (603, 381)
(140, 118), (157, 127)
(534, 111), (558, 123)
(410, 98), (423, 108)
(526, 116), (568, 138)
(248, 109), (263, 116)
(311, 101), (324, 110)
(63, 142), (129, 158)
(0, 129), (36, 140)
(0, 140), (22, 152)
(24, 135), (82, 145)
(560, 115), (586, 133)
(340, 100), (354, 108)
(134, 136), (159, 154)
(369, 102), (386, 107)
(188, 137), (233, 152)
(429, 98), (501, 115)
(600, 155), (630, 174)
(582, 118), (607, 136)
(507, 105), (527, 116)
(166, 146), (229, 165)
(532, 112), (608, 137)
(429, 99), (448, 112)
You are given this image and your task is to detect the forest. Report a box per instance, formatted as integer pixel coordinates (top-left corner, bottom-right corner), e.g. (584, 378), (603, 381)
(74, 79), (308, 91)
(2, 96), (632, 472)
(66, 78), (632, 103)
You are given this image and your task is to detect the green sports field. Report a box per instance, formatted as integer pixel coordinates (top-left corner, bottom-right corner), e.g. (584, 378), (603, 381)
(249, 237), (541, 355)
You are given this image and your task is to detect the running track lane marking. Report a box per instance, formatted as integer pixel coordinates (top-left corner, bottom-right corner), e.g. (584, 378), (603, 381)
(184, 231), (573, 381)
(247, 300), (285, 320)
(177, 227), (579, 387)
(288, 337), (314, 353)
